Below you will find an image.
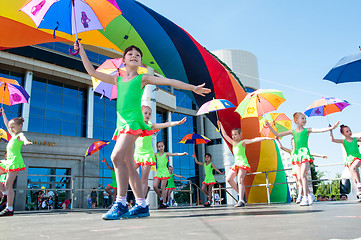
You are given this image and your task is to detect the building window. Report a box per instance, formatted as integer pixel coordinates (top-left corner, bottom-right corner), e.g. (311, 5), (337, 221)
(28, 77), (87, 137)
(245, 87), (256, 93)
(207, 138), (222, 146)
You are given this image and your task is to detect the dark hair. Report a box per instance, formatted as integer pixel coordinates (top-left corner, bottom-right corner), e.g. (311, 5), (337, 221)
(11, 117), (24, 126)
(157, 141), (164, 146)
(205, 153), (212, 159)
(231, 128), (242, 134)
(123, 45), (143, 59)
(340, 124), (349, 134)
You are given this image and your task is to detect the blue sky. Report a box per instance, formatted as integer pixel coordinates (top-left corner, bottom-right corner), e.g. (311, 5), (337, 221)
(140, 0), (361, 178)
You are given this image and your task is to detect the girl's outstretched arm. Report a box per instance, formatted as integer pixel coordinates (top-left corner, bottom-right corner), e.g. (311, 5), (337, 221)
(74, 42), (117, 85)
(242, 137), (274, 147)
(152, 117), (186, 130)
(102, 157), (114, 171)
(0, 108), (9, 131)
(192, 152), (204, 166)
(276, 139), (291, 154)
(167, 152), (188, 157)
(18, 133), (32, 145)
(217, 121), (234, 145)
(329, 129), (343, 143)
(141, 75), (211, 96)
(173, 174), (186, 179)
(309, 121), (340, 134)
(265, 120), (292, 138)
(211, 163), (224, 175)
(310, 153), (327, 159)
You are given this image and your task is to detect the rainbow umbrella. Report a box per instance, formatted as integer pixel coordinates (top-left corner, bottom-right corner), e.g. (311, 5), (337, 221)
(0, 77), (30, 106)
(235, 89), (286, 118)
(304, 97), (350, 117)
(85, 140), (109, 157)
(91, 58), (148, 99)
(196, 99), (235, 116)
(0, 129), (11, 142)
(179, 133), (210, 145)
(259, 113), (291, 138)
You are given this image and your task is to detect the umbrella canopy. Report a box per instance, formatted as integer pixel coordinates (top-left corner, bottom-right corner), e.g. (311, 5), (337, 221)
(259, 113), (291, 138)
(235, 89), (286, 118)
(85, 140), (109, 157)
(196, 99), (235, 116)
(91, 58), (148, 100)
(179, 133), (210, 145)
(0, 129), (11, 142)
(0, 77), (30, 106)
(304, 97), (350, 117)
(324, 52), (361, 84)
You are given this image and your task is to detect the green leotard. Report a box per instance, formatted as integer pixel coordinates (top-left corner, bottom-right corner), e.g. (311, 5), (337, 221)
(166, 174), (176, 190)
(343, 138), (361, 167)
(108, 171), (117, 189)
(0, 134), (25, 172)
(231, 141), (250, 171)
(203, 162), (216, 185)
(134, 122), (157, 166)
(291, 129), (313, 165)
(112, 74), (155, 140)
(154, 153), (170, 180)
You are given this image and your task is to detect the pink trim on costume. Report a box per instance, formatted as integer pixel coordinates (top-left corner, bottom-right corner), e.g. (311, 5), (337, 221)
(346, 157), (361, 168)
(202, 182), (216, 185)
(113, 129), (159, 140)
(0, 166), (25, 173)
(154, 176), (170, 180)
(107, 184), (117, 189)
(230, 165), (251, 172)
(165, 187), (176, 190)
(134, 161), (156, 166)
(292, 158), (313, 165)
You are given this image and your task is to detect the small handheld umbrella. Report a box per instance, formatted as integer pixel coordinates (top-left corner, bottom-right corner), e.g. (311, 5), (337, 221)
(196, 99), (235, 132)
(259, 113), (291, 138)
(0, 77), (30, 107)
(20, 0), (121, 55)
(91, 58), (148, 99)
(0, 129), (11, 142)
(179, 133), (210, 153)
(304, 97), (350, 126)
(85, 140), (110, 157)
(235, 89), (286, 118)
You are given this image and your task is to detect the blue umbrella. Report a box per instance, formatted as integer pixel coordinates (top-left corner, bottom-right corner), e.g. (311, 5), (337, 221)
(324, 51), (361, 84)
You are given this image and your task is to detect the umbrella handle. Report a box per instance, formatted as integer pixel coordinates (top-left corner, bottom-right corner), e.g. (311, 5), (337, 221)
(216, 125), (220, 132)
(69, 48), (79, 56)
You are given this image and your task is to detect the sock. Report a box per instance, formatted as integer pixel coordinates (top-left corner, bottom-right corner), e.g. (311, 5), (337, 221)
(136, 198), (147, 208)
(357, 183), (361, 188)
(2, 191), (6, 195)
(116, 196), (127, 206)
(7, 206), (13, 211)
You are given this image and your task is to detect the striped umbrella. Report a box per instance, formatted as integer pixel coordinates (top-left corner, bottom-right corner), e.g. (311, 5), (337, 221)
(259, 113), (291, 138)
(0, 77), (30, 106)
(85, 140), (110, 157)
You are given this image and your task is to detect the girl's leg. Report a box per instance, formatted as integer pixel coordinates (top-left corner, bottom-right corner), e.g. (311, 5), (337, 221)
(153, 178), (161, 198)
(4, 171), (18, 208)
(141, 165), (151, 196)
(237, 169), (247, 202)
(111, 134), (143, 199)
(226, 169), (239, 192)
(300, 162), (310, 196)
(208, 185), (213, 202)
(105, 185), (112, 196)
(350, 160), (361, 185)
(161, 180), (168, 204)
(167, 189), (173, 204)
(201, 183), (209, 197)
(0, 170), (6, 193)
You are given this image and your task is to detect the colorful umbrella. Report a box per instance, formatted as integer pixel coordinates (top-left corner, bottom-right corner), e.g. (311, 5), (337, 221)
(259, 113), (291, 138)
(304, 97), (350, 117)
(196, 99), (235, 116)
(235, 89), (286, 118)
(20, 0), (121, 54)
(85, 140), (110, 157)
(0, 129), (11, 142)
(91, 58), (148, 99)
(324, 51), (361, 84)
(0, 77), (30, 106)
(179, 133), (210, 145)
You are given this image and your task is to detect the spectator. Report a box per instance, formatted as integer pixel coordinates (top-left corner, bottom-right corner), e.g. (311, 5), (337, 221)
(340, 194), (348, 201)
(103, 191), (110, 208)
(87, 195), (91, 209)
(317, 195), (322, 201)
(90, 188), (97, 209)
(330, 195), (336, 201)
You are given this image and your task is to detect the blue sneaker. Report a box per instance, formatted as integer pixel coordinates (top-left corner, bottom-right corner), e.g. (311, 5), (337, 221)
(123, 204), (150, 218)
(102, 202), (129, 220)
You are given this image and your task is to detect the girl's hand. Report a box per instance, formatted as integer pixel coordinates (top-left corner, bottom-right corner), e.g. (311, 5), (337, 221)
(177, 117), (187, 125)
(217, 121), (222, 127)
(0, 107), (4, 115)
(181, 152), (188, 156)
(193, 83), (211, 97)
(24, 141), (33, 145)
(192, 152), (196, 158)
(322, 155), (327, 159)
(74, 41), (81, 52)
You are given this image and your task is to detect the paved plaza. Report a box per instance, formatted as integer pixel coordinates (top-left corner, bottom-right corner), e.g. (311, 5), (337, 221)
(2, 201), (361, 240)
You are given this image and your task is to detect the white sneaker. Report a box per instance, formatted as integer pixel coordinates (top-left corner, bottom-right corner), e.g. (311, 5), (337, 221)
(296, 195), (302, 204)
(308, 193), (315, 205)
(299, 196), (309, 206)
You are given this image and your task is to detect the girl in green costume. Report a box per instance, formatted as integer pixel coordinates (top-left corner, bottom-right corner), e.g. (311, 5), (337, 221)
(102, 157), (117, 204)
(330, 124), (361, 200)
(218, 121), (273, 207)
(135, 106), (186, 197)
(153, 141), (188, 208)
(75, 42), (210, 220)
(165, 165), (186, 206)
(276, 138), (327, 204)
(0, 108), (32, 217)
(267, 112), (339, 207)
(193, 152), (223, 207)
